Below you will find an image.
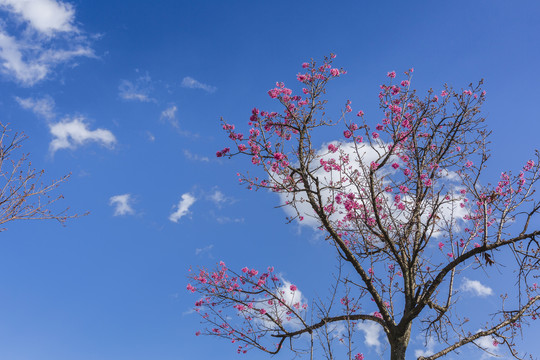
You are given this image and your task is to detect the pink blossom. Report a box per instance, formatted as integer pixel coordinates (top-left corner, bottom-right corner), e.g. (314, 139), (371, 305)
(371, 162), (379, 170)
(357, 110), (364, 117)
(397, 203), (405, 210)
(268, 89), (280, 98)
(241, 267), (249, 273)
(290, 284), (298, 292)
(195, 331), (201, 336)
(399, 185), (409, 194)
(374, 311), (383, 319)
(441, 90), (448, 97)
(524, 160), (535, 171)
(302, 62), (309, 68)
(438, 242), (444, 250)
(372, 132), (379, 139)
(355, 354), (365, 360)
(330, 68), (340, 77)
(447, 253), (453, 258)
(297, 73), (307, 82)
(328, 144), (338, 153)
(344, 130), (352, 138)
(465, 161), (473, 168)
(401, 80), (410, 87)
(392, 163), (400, 169)
(424, 178), (433, 187)
(260, 308), (267, 315)
(216, 151), (223, 158)
(187, 284), (196, 292)
(387, 71), (396, 79)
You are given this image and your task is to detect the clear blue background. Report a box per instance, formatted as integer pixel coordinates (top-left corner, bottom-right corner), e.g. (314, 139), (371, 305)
(0, 1), (539, 359)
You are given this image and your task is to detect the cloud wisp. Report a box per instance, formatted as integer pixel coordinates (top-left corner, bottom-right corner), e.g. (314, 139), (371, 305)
(183, 149), (209, 162)
(118, 75), (154, 102)
(181, 76), (217, 93)
(195, 244), (214, 256)
(160, 105), (178, 128)
(15, 95), (56, 119)
(109, 194), (135, 216)
(0, 0), (95, 86)
(49, 117), (116, 154)
(169, 193), (196, 223)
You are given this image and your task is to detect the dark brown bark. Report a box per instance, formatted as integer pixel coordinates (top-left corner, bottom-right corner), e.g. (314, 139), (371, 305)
(389, 323), (412, 360)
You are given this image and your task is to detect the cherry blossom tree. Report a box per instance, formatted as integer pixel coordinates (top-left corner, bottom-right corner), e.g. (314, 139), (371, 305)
(0, 122), (78, 231)
(188, 55), (540, 360)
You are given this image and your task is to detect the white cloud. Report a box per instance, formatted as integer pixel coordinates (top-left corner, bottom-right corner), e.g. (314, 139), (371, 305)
(15, 95), (55, 119)
(118, 77), (153, 102)
(0, 0), (94, 86)
(357, 318), (384, 351)
(461, 278), (493, 297)
(109, 194), (135, 216)
(49, 117), (116, 154)
(181, 76), (217, 93)
(415, 336), (436, 358)
(195, 244), (214, 255)
(169, 193), (196, 223)
(160, 105), (178, 127)
(183, 149), (209, 162)
(0, 0), (76, 35)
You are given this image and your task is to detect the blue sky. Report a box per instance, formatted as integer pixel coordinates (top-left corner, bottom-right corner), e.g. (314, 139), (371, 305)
(0, 1), (539, 359)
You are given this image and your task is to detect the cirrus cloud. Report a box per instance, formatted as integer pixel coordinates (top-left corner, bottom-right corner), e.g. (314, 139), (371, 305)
(181, 76), (216, 93)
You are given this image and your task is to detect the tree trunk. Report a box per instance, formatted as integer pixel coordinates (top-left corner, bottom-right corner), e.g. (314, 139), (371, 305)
(389, 324), (412, 360)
